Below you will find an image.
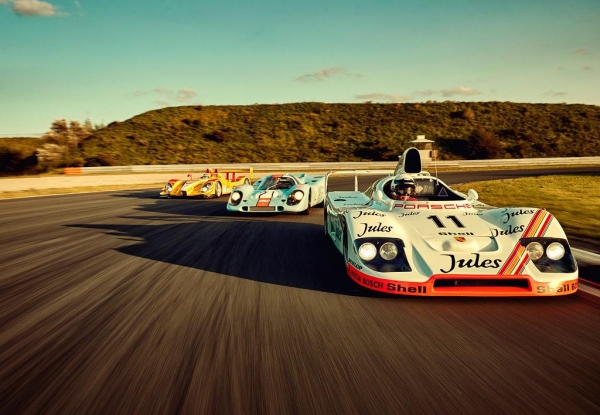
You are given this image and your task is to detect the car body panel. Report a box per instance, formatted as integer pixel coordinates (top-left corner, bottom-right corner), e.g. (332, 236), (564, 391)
(324, 148), (578, 296)
(160, 168), (252, 198)
(227, 173), (326, 214)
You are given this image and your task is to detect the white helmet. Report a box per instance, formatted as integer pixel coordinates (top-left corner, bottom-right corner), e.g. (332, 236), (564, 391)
(390, 174), (416, 198)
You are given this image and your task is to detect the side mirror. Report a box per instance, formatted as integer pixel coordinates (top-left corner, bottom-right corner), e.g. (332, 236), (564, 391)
(374, 189), (384, 201)
(467, 189), (479, 201)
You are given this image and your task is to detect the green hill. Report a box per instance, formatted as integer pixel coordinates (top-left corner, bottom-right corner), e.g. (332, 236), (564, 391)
(2, 102), (600, 175)
(79, 102), (600, 166)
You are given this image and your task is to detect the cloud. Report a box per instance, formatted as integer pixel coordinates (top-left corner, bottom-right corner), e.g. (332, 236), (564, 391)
(1, 0), (67, 17)
(295, 67), (360, 82)
(439, 86), (482, 97)
(354, 93), (412, 102)
(543, 90), (568, 98)
(134, 88), (200, 106)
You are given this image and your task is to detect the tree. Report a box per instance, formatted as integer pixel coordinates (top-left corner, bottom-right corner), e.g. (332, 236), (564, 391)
(36, 119), (92, 169)
(466, 128), (503, 159)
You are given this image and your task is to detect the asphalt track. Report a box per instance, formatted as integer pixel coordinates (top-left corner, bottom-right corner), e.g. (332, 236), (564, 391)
(1, 169), (599, 415)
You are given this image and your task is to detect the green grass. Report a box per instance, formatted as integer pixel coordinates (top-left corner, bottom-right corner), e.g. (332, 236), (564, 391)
(454, 174), (600, 240)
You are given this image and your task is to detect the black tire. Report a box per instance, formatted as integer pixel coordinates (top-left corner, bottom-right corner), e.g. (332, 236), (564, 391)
(323, 201), (328, 235)
(343, 227), (349, 266)
(300, 190), (312, 215)
(215, 182), (223, 198)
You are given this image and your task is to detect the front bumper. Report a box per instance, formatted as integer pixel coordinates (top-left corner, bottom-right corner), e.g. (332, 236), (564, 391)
(347, 264), (578, 297)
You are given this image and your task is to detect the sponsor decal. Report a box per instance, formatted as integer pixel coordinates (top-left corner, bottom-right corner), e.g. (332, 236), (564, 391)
(440, 253), (502, 274)
(352, 210), (385, 219)
(399, 212), (420, 218)
(347, 264), (428, 294)
(536, 282), (578, 294)
(491, 224), (524, 237)
(257, 190), (273, 207)
(501, 208), (537, 224)
(356, 222), (393, 237)
(394, 203), (472, 210)
(348, 259), (363, 270)
(455, 237), (467, 243)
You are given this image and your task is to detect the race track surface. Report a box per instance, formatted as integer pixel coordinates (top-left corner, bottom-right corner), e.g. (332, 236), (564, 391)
(1, 173), (599, 415)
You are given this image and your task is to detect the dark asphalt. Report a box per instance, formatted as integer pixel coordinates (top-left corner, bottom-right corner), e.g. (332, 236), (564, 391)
(0, 168), (599, 415)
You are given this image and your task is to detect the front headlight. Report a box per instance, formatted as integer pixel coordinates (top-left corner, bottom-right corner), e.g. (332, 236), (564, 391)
(166, 183), (173, 192)
(380, 242), (398, 260)
(358, 243), (377, 261)
(292, 190), (304, 201)
(546, 242), (565, 260)
(230, 191), (242, 206)
(525, 242), (544, 260)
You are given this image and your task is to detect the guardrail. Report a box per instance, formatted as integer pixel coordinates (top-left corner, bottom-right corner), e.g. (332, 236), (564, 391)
(63, 156), (600, 174)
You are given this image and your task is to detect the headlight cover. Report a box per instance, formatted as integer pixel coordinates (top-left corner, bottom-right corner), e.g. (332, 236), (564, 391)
(358, 243), (377, 261)
(520, 237), (576, 273)
(352, 238), (411, 273)
(525, 242), (544, 260)
(287, 190), (304, 205)
(229, 191), (243, 206)
(546, 242), (565, 260)
(380, 242), (398, 260)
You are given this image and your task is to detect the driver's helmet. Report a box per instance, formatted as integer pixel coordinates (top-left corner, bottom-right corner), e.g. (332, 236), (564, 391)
(390, 174), (416, 198)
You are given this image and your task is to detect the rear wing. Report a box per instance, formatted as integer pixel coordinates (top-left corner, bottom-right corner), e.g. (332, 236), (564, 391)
(325, 170), (393, 193)
(206, 168), (253, 181)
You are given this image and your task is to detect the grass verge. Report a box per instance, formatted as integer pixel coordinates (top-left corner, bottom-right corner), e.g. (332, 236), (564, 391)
(453, 174), (600, 241)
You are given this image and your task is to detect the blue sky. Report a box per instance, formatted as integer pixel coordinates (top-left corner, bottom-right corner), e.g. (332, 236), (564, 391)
(1, 0), (598, 135)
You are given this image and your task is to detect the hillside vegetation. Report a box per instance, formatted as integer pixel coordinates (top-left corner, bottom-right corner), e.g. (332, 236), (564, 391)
(2, 102), (600, 174)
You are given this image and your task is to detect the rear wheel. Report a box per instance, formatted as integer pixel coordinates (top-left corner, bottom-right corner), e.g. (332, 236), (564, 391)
(215, 182), (223, 198)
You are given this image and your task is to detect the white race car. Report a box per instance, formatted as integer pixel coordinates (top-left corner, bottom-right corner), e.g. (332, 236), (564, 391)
(324, 148), (578, 296)
(227, 173), (326, 214)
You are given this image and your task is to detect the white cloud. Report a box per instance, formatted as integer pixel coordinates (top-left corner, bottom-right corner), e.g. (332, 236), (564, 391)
(134, 88), (200, 106)
(439, 87), (482, 97)
(354, 93), (412, 102)
(2, 0), (66, 17)
(295, 67), (360, 82)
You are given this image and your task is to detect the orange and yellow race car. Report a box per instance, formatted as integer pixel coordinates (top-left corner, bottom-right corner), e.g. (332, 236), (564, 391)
(160, 168), (253, 198)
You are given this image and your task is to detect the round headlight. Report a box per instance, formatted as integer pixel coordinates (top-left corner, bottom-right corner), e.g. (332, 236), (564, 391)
(293, 191), (304, 201)
(201, 185), (208, 192)
(230, 192), (241, 202)
(166, 183), (172, 191)
(205, 183), (213, 189)
(358, 243), (377, 261)
(546, 242), (565, 260)
(380, 242), (398, 260)
(526, 242), (544, 260)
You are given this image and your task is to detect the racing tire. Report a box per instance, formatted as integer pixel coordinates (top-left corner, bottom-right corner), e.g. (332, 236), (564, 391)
(215, 182), (223, 198)
(300, 191), (312, 215)
(343, 227), (349, 266)
(323, 201), (328, 235)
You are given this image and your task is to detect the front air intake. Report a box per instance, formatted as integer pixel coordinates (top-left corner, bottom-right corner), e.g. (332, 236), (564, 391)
(434, 279), (530, 289)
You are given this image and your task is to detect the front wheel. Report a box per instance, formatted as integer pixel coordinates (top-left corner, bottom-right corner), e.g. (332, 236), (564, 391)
(300, 190), (312, 215)
(215, 182), (223, 198)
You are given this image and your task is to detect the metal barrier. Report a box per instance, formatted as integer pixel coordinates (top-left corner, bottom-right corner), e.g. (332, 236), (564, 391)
(63, 157), (600, 174)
